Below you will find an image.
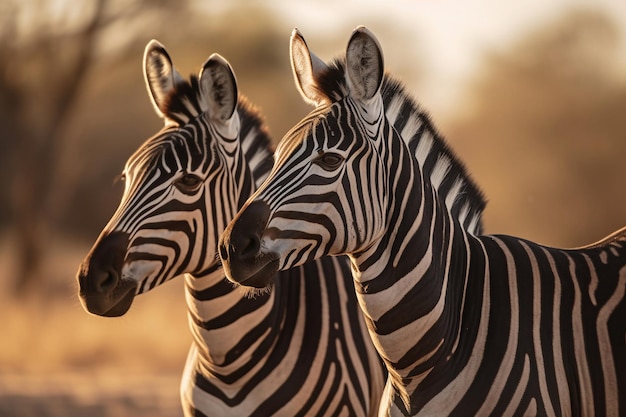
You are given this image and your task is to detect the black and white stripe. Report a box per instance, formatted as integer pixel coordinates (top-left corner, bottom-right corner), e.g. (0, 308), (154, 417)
(77, 40), (385, 417)
(220, 27), (626, 416)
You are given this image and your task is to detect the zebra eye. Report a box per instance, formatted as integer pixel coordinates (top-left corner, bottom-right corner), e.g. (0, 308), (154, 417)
(175, 173), (203, 193)
(314, 152), (344, 171)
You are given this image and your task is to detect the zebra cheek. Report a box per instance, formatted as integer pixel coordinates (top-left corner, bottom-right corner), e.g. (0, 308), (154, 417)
(122, 260), (160, 292)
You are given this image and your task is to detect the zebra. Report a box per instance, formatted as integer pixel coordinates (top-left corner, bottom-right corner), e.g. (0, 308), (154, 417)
(219, 27), (626, 416)
(76, 40), (386, 416)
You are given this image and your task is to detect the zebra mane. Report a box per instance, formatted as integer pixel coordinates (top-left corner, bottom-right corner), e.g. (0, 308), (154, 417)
(235, 96), (275, 187)
(161, 75), (275, 188)
(316, 59), (486, 234)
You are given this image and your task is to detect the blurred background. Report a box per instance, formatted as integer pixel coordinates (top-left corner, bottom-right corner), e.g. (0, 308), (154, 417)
(1, 0), (625, 415)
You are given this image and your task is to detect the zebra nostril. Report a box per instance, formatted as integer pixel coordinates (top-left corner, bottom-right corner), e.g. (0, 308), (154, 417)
(240, 234), (261, 260)
(219, 243), (229, 261)
(79, 231), (129, 295)
(94, 267), (119, 293)
(220, 200), (270, 266)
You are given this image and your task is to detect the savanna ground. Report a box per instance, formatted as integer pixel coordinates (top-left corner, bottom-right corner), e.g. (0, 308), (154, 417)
(0, 236), (190, 416)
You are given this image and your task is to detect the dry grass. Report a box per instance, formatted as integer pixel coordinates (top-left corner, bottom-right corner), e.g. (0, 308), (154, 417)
(0, 372), (183, 417)
(0, 234), (191, 415)
(0, 234), (191, 375)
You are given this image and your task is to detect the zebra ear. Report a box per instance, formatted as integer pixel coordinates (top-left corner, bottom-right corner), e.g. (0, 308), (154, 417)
(143, 40), (184, 121)
(290, 28), (330, 106)
(345, 26), (384, 102)
(199, 53), (238, 122)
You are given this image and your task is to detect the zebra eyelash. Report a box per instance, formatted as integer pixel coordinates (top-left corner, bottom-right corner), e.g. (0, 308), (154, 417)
(173, 172), (205, 194)
(313, 150), (345, 171)
(113, 172), (126, 185)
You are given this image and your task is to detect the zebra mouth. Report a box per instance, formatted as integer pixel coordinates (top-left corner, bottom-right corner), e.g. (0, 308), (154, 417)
(100, 284), (137, 317)
(80, 279), (137, 317)
(237, 257), (280, 289)
(220, 237), (281, 288)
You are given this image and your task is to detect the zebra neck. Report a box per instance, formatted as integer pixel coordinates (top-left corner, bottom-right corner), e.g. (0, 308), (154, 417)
(351, 163), (477, 409)
(184, 267), (282, 378)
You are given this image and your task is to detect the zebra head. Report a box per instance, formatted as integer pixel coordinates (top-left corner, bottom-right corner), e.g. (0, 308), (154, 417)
(78, 41), (264, 316)
(220, 27), (391, 288)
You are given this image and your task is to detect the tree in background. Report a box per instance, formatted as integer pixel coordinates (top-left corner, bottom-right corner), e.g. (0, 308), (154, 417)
(450, 10), (626, 247)
(0, 0), (192, 295)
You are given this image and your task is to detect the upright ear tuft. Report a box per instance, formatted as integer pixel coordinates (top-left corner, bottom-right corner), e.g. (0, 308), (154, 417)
(345, 26), (384, 101)
(199, 53), (238, 122)
(143, 40), (184, 121)
(290, 28), (330, 106)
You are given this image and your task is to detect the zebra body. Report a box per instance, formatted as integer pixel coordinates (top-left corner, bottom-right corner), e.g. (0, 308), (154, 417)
(77, 41), (385, 416)
(220, 27), (626, 416)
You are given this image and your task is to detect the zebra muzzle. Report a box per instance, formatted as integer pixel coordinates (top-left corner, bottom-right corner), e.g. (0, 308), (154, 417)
(77, 231), (137, 316)
(220, 200), (278, 287)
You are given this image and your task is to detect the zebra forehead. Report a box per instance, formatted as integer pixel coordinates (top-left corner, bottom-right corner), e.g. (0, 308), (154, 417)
(274, 107), (327, 158)
(161, 75), (205, 124)
(276, 101), (362, 158)
(127, 129), (207, 175)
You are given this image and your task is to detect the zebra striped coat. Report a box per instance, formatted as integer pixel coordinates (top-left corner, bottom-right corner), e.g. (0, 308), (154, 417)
(220, 27), (626, 416)
(76, 40), (385, 416)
